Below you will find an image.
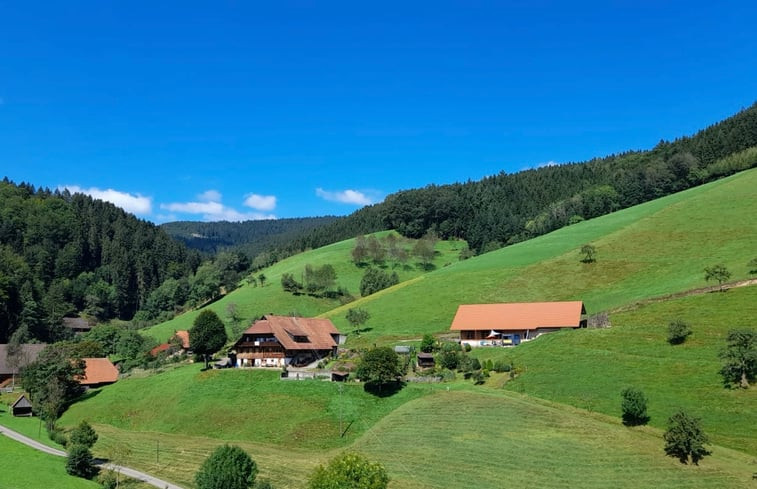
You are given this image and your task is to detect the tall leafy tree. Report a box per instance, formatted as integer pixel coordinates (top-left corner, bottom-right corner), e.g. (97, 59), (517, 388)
(719, 329), (757, 388)
(356, 347), (403, 394)
(663, 410), (711, 465)
(190, 310), (227, 369)
(620, 387), (650, 426)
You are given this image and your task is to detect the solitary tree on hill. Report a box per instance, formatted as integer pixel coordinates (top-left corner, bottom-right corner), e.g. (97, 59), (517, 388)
(190, 310), (227, 369)
(719, 329), (756, 389)
(357, 347), (403, 394)
(346, 308), (371, 335)
(580, 244), (597, 263)
(704, 264), (731, 291)
(748, 258), (757, 275)
(663, 410), (711, 465)
(620, 387), (649, 426)
(667, 319), (692, 345)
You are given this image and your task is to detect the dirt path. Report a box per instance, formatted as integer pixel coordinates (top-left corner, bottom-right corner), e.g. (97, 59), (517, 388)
(609, 278), (757, 314)
(0, 423), (185, 489)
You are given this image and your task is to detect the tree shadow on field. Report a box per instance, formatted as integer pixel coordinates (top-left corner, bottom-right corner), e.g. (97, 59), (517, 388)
(363, 380), (405, 398)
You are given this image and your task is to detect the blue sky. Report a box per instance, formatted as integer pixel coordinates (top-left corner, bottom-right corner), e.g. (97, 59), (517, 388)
(1, 1), (755, 223)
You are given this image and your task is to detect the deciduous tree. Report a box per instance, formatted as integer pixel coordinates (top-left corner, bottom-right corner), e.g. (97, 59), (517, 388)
(308, 452), (388, 489)
(356, 347), (402, 392)
(620, 387), (649, 426)
(345, 308), (370, 334)
(704, 264), (731, 291)
(195, 444), (257, 489)
(663, 410), (711, 465)
(190, 310), (227, 369)
(719, 329), (756, 388)
(580, 244), (597, 263)
(667, 319), (692, 345)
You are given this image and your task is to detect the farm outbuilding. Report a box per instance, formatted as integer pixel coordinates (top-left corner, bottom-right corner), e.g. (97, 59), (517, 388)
(450, 301), (587, 348)
(11, 394), (33, 417)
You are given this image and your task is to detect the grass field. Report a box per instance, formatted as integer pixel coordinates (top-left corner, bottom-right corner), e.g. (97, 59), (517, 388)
(0, 434), (100, 489)
(144, 232), (466, 343)
(321, 168), (757, 345)
(352, 391), (757, 489)
(61, 365), (428, 450)
(475, 284), (757, 455)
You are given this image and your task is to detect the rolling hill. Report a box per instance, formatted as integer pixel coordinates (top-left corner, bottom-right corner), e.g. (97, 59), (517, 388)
(45, 167), (757, 488)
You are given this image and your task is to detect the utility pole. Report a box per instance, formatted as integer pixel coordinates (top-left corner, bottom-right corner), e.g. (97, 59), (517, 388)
(338, 383), (343, 437)
(156, 440), (160, 464)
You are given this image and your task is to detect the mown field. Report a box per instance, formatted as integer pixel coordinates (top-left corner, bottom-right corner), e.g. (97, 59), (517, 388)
(352, 391), (757, 489)
(321, 168), (757, 345)
(144, 231), (466, 343)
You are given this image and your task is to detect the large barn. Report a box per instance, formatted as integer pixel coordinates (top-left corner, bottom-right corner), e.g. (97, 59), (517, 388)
(450, 301), (587, 347)
(234, 315), (343, 368)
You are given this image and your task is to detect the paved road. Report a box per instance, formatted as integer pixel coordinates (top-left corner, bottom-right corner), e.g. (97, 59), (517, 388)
(0, 423), (185, 489)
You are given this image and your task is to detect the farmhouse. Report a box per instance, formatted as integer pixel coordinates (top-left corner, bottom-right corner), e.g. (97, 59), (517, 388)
(450, 301), (587, 347)
(63, 317), (93, 335)
(78, 358), (119, 388)
(234, 315), (343, 368)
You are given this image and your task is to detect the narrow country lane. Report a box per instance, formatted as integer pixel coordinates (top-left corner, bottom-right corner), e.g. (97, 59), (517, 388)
(0, 423), (185, 489)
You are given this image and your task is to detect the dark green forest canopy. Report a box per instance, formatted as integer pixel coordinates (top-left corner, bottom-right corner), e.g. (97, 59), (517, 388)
(275, 102), (757, 254)
(0, 182), (200, 342)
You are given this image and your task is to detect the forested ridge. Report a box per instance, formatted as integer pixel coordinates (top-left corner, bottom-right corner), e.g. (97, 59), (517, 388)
(272, 102), (757, 255)
(160, 216), (339, 258)
(0, 182), (201, 343)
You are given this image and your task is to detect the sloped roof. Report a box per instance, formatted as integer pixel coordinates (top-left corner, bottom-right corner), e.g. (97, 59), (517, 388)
(12, 394), (32, 409)
(63, 317), (92, 331)
(79, 358), (119, 385)
(0, 344), (47, 374)
(173, 330), (190, 349)
(149, 343), (171, 357)
(241, 315), (340, 351)
(450, 302), (585, 331)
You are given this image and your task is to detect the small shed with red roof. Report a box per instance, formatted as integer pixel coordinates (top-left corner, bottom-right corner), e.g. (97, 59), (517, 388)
(78, 358), (119, 388)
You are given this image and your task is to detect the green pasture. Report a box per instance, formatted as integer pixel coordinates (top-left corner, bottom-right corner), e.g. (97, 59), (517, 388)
(0, 434), (100, 489)
(470, 285), (757, 455)
(60, 365), (427, 450)
(321, 168), (757, 345)
(144, 231), (465, 343)
(352, 391), (756, 489)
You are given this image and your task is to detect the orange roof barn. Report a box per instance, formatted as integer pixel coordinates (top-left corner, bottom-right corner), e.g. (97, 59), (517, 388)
(79, 358), (119, 387)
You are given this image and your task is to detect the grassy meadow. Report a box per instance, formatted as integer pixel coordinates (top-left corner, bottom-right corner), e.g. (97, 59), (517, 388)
(0, 435), (101, 489)
(472, 285), (757, 455)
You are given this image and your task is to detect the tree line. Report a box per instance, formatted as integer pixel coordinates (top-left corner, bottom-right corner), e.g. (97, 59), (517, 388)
(256, 102), (757, 258)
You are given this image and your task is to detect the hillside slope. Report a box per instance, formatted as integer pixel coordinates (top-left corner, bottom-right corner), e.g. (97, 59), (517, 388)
(322, 168), (757, 343)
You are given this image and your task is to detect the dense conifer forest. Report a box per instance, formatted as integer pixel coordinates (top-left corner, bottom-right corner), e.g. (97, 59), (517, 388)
(275, 102), (757, 254)
(0, 182), (200, 343)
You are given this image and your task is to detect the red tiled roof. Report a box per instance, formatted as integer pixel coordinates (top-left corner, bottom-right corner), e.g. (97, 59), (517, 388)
(79, 358), (119, 385)
(240, 315), (340, 351)
(173, 330), (190, 349)
(149, 343), (171, 357)
(450, 302), (585, 331)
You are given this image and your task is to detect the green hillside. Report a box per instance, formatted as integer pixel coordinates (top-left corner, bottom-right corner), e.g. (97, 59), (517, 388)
(321, 168), (757, 344)
(0, 435), (100, 489)
(144, 232), (465, 342)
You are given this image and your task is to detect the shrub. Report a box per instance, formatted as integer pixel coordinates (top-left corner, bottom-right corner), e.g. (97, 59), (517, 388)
(195, 444), (258, 489)
(620, 387), (650, 426)
(667, 320), (692, 345)
(69, 420), (98, 448)
(308, 452), (388, 489)
(493, 360), (512, 373)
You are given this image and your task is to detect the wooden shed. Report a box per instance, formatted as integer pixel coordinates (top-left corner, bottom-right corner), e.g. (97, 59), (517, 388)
(417, 353), (435, 369)
(11, 394), (33, 417)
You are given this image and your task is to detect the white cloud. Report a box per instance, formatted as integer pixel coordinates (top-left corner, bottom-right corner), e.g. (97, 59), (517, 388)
(197, 189), (222, 202)
(243, 193), (277, 211)
(160, 198), (275, 222)
(316, 188), (374, 206)
(538, 160), (559, 168)
(61, 185), (152, 215)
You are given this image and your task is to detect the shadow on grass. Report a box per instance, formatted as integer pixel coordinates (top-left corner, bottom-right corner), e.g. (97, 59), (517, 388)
(363, 380), (405, 398)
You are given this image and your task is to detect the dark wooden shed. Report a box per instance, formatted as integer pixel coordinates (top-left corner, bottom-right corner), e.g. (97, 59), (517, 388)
(11, 394), (33, 417)
(417, 352), (435, 369)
